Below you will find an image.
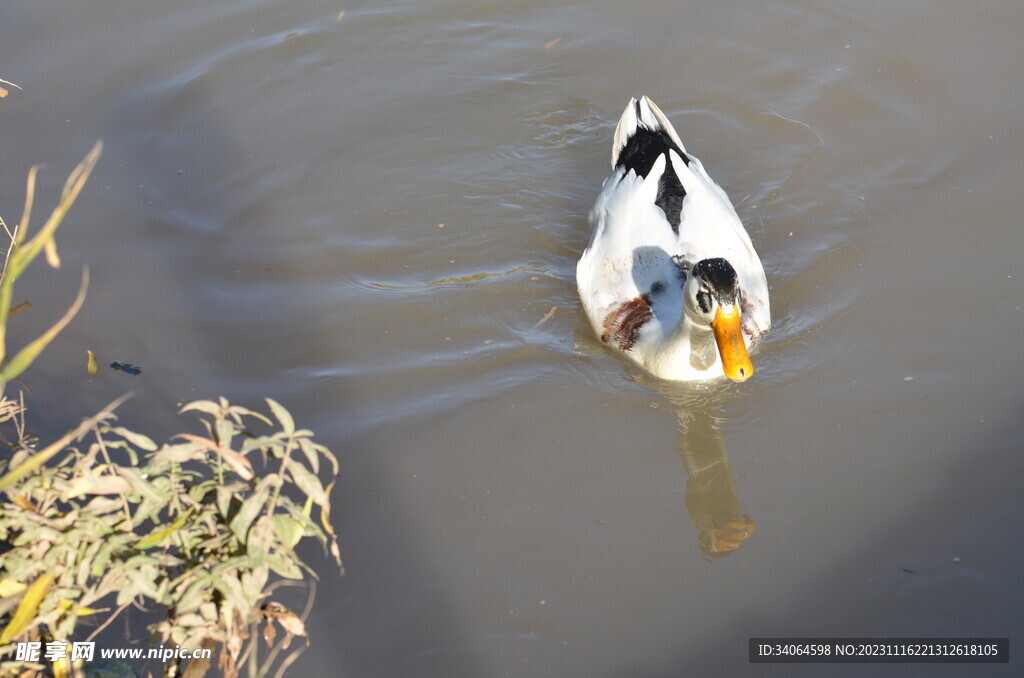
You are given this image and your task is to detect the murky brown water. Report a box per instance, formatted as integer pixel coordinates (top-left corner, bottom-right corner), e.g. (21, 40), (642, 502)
(4, 0), (1024, 676)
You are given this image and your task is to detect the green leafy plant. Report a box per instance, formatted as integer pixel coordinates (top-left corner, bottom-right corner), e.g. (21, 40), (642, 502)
(1, 397), (341, 677)
(0, 143), (342, 678)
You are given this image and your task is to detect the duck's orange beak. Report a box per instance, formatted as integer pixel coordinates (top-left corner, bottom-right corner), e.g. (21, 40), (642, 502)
(711, 305), (753, 382)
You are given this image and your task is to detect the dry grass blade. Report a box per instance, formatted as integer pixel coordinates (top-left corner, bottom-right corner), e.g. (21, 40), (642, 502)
(0, 144), (100, 371)
(0, 267), (89, 384)
(0, 393), (129, 492)
(18, 165), (41, 248)
(9, 141), (102, 280)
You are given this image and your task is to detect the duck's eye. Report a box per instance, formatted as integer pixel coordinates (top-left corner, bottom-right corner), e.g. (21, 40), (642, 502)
(696, 290), (712, 314)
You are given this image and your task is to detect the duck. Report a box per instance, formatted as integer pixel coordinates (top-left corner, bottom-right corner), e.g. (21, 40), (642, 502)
(577, 96), (770, 382)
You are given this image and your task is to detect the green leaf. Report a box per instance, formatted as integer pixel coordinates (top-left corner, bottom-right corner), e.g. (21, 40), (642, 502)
(115, 587), (140, 607)
(150, 441), (207, 466)
(247, 515), (275, 567)
(272, 515), (303, 550)
(297, 437), (319, 474)
(216, 484), (237, 519)
(125, 567), (161, 600)
(265, 552), (302, 580)
(286, 461), (327, 507)
(91, 542), (115, 578)
(304, 438), (339, 477)
(211, 572), (251, 611)
(226, 404), (271, 426)
(108, 426), (157, 451)
(82, 497), (123, 517)
(265, 398), (294, 435)
(179, 400), (221, 416)
(214, 416), (236, 451)
(116, 466), (167, 506)
(240, 565), (268, 599)
(229, 477), (273, 543)
(240, 435), (278, 456)
(188, 479), (218, 504)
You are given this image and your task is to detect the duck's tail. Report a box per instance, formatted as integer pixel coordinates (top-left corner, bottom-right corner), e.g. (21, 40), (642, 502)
(609, 96), (691, 231)
(611, 96), (689, 171)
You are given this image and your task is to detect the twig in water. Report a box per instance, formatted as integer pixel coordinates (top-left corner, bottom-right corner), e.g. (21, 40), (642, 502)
(531, 306), (557, 330)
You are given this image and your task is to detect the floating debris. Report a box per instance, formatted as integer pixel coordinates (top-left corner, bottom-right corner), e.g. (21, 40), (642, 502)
(110, 361), (142, 375)
(544, 38), (562, 51)
(87, 350), (98, 379)
(903, 376), (914, 382)
(0, 78), (21, 98)
(531, 306), (558, 329)
(8, 301), (31, 318)
(337, 9), (345, 21)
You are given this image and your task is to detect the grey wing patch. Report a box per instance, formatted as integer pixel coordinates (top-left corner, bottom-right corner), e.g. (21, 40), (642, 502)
(601, 296), (653, 351)
(671, 255), (690, 282)
(740, 294), (767, 339)
(689, 328), (717, 371)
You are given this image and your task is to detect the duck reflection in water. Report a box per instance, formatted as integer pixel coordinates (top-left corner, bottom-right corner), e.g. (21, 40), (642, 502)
(648, 380), (755, 559)
(676, 406), (754, 559)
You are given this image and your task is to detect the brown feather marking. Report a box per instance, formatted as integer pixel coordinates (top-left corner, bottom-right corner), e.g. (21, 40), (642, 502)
(601, 296), (653, 351)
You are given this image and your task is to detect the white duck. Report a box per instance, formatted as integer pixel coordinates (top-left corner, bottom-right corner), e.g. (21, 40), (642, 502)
(577, 96), (770, 382)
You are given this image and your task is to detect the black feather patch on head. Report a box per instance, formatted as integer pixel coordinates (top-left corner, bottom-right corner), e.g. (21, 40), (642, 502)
(692, 258), (739, 302)
(696, 290), (712, 314)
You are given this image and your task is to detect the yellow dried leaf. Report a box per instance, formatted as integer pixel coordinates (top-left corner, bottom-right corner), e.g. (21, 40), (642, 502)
(11, 493), (36, 511)
(53, 655), (70, 678)
(59, 599), (109, 616)
(318, 480), (336, 539)
(337, 9), (345, 20)
(87, 350), (98, 379)
(136, 507), (194, 549)
(0, 572), (55, 644)
(0, 579), (26, 598)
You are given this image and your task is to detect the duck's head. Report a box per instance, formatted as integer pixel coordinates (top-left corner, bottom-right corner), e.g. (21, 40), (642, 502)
(685, 258), (754, 383)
